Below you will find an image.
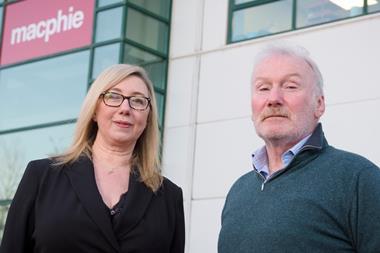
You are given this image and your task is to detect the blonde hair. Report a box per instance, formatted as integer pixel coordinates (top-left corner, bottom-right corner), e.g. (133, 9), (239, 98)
(54, 64), (162, 192)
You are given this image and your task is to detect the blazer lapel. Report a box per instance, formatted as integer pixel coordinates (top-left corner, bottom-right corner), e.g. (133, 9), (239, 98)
(64, 156), (120, 252)
(114, 170), (153, 236)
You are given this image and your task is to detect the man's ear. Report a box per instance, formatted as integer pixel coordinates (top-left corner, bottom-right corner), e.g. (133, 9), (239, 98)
(315, 95), (325, 118)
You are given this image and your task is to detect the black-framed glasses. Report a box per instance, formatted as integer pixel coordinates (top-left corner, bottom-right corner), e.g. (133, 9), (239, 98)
(100, 91), (151, 111)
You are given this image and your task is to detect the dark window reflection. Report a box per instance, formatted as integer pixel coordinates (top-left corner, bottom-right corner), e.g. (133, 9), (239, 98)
(0, 51), (89, 131)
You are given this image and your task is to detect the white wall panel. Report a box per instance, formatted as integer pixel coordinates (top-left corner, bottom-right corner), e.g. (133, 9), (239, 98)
(166, 57), (198, 128)
(188, 199), (225, 253)
(322, 99), (380, 166)
(170, 0), (204, 57)
(192, 117), (262, 199)
(202, 0), (229, 51)
(197, 49), (256, 123)
(162, 125), (195, 198)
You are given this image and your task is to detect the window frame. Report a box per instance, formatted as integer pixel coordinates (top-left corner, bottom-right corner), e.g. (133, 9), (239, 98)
(227, 0), (377, 44)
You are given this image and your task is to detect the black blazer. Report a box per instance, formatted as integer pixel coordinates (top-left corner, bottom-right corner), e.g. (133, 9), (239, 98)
(0, 157), (185, 253)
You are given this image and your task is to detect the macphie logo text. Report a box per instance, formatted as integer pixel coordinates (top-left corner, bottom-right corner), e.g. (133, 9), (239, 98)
(10, 6), (84, 45)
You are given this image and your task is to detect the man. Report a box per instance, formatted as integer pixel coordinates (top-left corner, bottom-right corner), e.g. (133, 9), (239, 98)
(218, 44), (380, 253)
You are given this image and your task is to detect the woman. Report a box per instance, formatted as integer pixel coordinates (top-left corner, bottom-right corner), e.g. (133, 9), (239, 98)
(0, 64), (185, 253)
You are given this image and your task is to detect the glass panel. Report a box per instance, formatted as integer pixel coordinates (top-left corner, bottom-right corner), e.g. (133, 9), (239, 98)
(235, 0), (258, 4)
(0, 124), (75, 198)
(98, 0), (122, 7)
(92, 43), (120, 79)
(126, 8), (168, 54)
(368, 0), (380, 13)
(231, 0), (292, 42)
(144, 60), (167, 90)
(0, 124), (75, 237)
(297, 0), (363, 28)
(155, 92), (164, 127)
(0, 51), (89, 131)
(129, 0), (171, 19)
(0, 7), (3, 31)
(95, 7), (123, 43)
(124, 43), (161, 65)
(123, 44), (166, 89)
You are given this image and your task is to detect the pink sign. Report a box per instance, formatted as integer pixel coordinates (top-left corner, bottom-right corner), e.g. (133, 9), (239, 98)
(0, 0), (95, 66)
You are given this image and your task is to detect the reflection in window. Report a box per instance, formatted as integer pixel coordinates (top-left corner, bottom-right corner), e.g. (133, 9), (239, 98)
(126, 8), (168, 54)
(124, 44), (167, 89)
(0, 51), (89, 131)
(129, 0), (170, 19)
(234, 0), (257, 4)
(0, 124), (75, 199)
(124, 44), (161, 65)
(368, 1), (380, 13)
(155, 92), (165, 127)
(95, 7), (123, 43)
(229, 0), (380, 44)
(297, 0), (363, 28)
(97, 0), (122, 7)
(0, 7), (3, 33)
(144, 60), (167, 90)
(92, 43), (120, 79)
(232, 0), (292, 41)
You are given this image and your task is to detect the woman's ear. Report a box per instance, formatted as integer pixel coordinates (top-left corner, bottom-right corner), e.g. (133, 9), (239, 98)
(93, 113), (97, 122)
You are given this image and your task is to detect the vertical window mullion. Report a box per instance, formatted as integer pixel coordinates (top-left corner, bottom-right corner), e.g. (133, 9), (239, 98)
(292, 0), (296, 30)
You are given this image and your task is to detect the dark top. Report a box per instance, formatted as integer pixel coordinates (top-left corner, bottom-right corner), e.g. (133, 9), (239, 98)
(218, 124), (380, 253)
(0, 156), (185, 253)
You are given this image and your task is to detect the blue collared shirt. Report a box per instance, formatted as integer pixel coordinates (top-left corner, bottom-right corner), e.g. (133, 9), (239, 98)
(252, 134), (311, 179)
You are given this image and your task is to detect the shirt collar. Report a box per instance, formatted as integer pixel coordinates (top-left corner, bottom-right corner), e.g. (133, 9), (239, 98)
(252, 134), (312, 178)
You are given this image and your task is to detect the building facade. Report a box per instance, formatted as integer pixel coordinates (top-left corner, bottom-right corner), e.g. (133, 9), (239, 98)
(165, 0), (380, 252)
(1, 0), (380, 252)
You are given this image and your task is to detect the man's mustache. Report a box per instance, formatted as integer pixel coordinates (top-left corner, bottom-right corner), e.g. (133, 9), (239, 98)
(260, 108), (289, 121)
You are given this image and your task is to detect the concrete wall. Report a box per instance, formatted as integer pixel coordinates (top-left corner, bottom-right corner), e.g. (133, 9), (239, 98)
(164, 0), (380, 252)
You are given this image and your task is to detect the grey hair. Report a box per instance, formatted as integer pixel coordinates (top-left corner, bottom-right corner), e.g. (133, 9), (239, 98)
(252, 42), (324, 95)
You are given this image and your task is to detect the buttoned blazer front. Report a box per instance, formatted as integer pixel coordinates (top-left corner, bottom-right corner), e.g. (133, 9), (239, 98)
(0, 157), (185, 253)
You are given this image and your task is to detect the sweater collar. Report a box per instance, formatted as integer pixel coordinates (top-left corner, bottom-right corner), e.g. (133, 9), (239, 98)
(300, 123), (327, 152)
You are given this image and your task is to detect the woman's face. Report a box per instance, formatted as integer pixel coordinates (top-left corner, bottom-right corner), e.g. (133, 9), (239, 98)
(93, 75), (150, 149)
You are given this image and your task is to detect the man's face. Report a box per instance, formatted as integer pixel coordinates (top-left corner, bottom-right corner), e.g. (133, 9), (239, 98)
(251, 54), (325, 146)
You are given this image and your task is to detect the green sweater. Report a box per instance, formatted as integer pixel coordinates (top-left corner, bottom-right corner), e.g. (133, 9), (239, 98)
(218, 125), (380, 253)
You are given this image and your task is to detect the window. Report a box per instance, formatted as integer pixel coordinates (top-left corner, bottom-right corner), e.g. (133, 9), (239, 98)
(369, 1), (380, 12)
(92, 43), (121, 79)
(228, 0), (380, 43)
(0, 51), (90, 131)
(95, 7), (123, 43)
(97, 0), (122, 8)
(0, 4), (3, 41)
(126, 8), (169, 54)
(231, 0), (292, 42)
(0, 6), (3, 33)
(129, 0), (171, 19)
(297, 0), (363, 28)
